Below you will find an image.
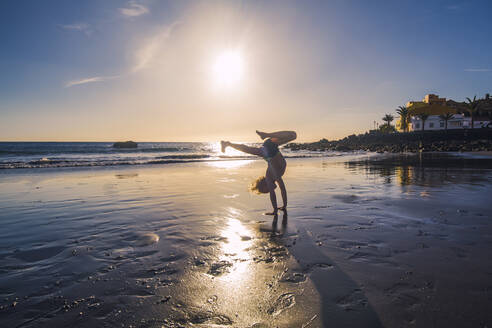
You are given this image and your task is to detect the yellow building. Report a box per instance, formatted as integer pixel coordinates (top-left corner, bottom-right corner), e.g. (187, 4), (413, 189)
(406, 93), (448, 109)
(399, 94), (458, 131)
(423, 94), (447, 105)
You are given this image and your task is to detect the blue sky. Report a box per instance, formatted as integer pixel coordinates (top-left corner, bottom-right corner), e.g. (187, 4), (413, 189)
(1, 0), (491, 141)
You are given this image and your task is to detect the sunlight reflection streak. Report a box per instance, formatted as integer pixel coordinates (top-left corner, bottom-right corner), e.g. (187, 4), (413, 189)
(219, 211), (253, 283)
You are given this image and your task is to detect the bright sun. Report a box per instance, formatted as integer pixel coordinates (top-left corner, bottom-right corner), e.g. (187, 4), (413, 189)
(212, 50), (244, 88)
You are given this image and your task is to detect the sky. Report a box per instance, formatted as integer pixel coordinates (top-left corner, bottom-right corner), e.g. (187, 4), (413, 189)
(1, 0), (491, 142)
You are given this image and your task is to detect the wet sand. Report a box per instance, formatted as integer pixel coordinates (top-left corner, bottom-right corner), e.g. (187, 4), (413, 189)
(0, 153), (491, 327)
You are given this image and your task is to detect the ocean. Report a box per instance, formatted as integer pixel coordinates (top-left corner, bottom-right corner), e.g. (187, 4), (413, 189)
(0, 142), (327, 169)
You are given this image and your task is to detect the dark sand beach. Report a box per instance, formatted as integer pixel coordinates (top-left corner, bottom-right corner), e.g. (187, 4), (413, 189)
(1, 153), (491, 327)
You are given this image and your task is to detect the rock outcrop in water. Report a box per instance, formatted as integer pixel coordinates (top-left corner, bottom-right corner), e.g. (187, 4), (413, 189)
(113, 141), (138, 149)
(285, 129), (492, 153)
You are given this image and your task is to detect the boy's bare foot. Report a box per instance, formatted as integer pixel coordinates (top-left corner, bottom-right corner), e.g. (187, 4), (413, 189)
(256, 130), (268, 140)
(220, 141), (228, 153)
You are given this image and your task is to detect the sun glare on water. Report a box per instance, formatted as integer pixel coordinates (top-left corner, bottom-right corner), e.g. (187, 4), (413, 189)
(212, 50), (244, 88)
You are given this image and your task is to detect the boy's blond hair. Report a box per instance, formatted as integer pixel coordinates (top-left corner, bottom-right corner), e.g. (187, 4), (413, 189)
(249, 176), (275, 194)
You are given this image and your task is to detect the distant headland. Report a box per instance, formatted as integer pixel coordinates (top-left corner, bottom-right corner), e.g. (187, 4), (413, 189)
(287, 93), (492, 153)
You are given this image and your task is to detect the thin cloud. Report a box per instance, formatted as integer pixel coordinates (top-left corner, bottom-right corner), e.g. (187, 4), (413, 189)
(65, 76), (118, 88)
(65, 22), (177, 88)
(464, 68), (491, 72)
(119, 2), (149, 17)
(133, 23), (178, 72)
(59, 23), (89, 31)
(58, 23), (92, 35)
(446, 4), (461, 10)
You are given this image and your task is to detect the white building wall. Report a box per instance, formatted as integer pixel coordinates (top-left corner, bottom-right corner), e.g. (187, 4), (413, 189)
(409, 114), (466, 131)
(472, 119), (491, 128)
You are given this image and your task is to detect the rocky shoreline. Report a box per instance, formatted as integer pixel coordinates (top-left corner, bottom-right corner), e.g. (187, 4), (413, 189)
(286, 129), (492, 153)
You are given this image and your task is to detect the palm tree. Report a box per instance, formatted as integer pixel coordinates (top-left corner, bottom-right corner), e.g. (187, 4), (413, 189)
(416, 113), (429, 131)
(396, 106), (409, 132)
(439, 112), (454, 130)
(382, 114), (394, 126)
(379, 114), (396, 133)
(465, 96), (480, 129)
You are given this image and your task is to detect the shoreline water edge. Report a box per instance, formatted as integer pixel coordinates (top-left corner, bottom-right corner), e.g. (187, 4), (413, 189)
(0, 142), (329, 170)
